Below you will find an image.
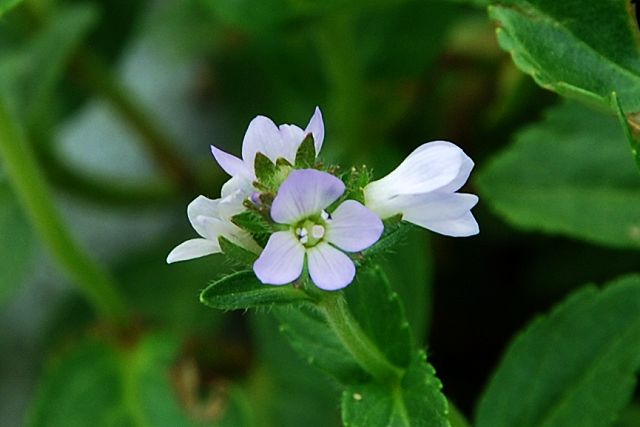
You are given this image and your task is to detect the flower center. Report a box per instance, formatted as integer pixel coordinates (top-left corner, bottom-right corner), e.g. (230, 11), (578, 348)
(294, 211), (331, 248)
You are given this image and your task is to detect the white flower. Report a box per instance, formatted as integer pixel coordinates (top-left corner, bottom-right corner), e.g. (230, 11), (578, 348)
(166, 192), (260, 263)
(210, 107), (324, 198)
(364, 141), (479, 237)
(253, 169), (383, 290)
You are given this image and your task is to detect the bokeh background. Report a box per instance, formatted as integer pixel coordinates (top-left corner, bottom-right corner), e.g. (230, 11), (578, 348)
(1, 0), (639, 425)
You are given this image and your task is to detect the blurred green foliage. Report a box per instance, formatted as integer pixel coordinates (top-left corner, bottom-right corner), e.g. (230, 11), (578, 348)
(1, 0), (639, 426)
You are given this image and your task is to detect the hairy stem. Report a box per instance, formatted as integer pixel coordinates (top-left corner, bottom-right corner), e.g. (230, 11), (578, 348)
(0, 98), (129, 322)
(318, 293), (403, 383)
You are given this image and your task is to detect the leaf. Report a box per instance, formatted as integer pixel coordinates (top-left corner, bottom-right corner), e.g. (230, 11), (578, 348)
(200, 270), (313, 310)
(341, 351), (449, 427)
(294, 134), (316, 168)
(488, 0), (640, 112)
(0, 180), (34, 305)
(0, 0), (21, 16)
(254, 152), (277, 185)
(476, 275), (640, 427)
(218, 236), (258, 266)
(477, 101), (640, 249)
(361, 217), (411, 262)
(612, 91), (640, 170)
(27, 335), (203, 427)
(344, 265), (413, 368)
(273, 304), (368, 384)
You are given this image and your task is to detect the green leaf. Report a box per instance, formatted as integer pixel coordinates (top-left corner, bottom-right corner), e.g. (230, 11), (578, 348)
(488, 0), (640, 112)
(477, 101), (640, 249)
(476, 275), (640, 427)
(341, 351), (449, 427)
(200, 270), (313, 310)
(254, 152), (277, 185)
(273, 304), (368, 384)
(344, 266), (413, 368)
(361, 217), (411, 261)
(218, 236), (258, 266)
(27, 335), (203, 427)
(0, 0), (21, 16)
(0, 180), (33, 305)
(613, 91), (640, 170)
(232, 210), (272, 234)
(294, 134), (316, 168)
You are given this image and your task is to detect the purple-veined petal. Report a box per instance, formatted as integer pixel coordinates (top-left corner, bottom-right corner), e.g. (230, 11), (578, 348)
(279, 124), (305, 163)
(253, 231), (305, 285)
(271, 169), (345, 224)
(326, 200), (383, 252)
(400, 192), (479, 237)
(167, 238), (220, 263)
(241, 115), (283, 166)
(210, 145), (247, 177)
(187, 196), (221, 238)
(364, 141), (473, 216)
(304, 106), (324, 154)
(307, 243), (355, 290)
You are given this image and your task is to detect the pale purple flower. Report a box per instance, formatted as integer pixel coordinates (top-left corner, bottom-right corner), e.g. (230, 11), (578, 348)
(210, 107), (324, 198)
(364, 141), (479, 237)
(253, 169), (383, 290)
(166, 192), (260, 263)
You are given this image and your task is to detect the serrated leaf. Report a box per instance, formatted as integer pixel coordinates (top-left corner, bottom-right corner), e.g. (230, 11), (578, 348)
(344, 266), (413, 368)
(488, 0), (640, 112)
(476, 275), (640, 427)
(218, 236), (258, 266)
(254, 152), (277, 185)
(27, 335), (203, 427)
(341, 352), (449, 427)
(477, 101), (640, 249)
(295, 133), (316, 168)
(200, 270), (313, 310)
(0, 180), (34, 305)
(273, 305), (369, 384)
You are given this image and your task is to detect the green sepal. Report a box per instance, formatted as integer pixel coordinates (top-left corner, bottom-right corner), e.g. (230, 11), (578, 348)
(200, 270), (314, 310)
(342, 165), (374, 204)
(341, 351), (449, 427)
(254, 152), (277, 184)
(218, 236), (258, 267)
(359, 216), (409, 265)
(295, 134), (316, 168)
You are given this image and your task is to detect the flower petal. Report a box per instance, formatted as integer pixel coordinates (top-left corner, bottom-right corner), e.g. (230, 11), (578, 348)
(326, 200), (383, 252)
(253, 231), (305, 285)
(364, 141), (473, 216)
(166, 238), (220, 263)
(271, 169), (345, 224)
(279, 124), (305, 163)
(307, 243), (355, 290)
(304, 106), (324, 154)
(400, 192), (479, 237)
(241, 115), (283, 167)
(210, 145), (247, 177)
(187, 196), (221, 238)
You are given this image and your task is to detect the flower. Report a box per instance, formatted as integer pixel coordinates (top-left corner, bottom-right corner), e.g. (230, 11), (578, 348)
(253, 169), (383, 290)
(364, 141), (479, 237)
(210, 107), (324, 197)
(166, 192), (260, 263)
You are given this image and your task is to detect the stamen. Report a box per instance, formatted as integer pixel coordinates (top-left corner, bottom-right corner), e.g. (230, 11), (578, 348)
(311, 225), (325, 239)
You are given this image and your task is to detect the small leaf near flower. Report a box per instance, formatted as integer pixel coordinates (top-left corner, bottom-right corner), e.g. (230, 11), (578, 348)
(218, 236), (258, 266)
(295, 134), (316, 168)
(254, 152), (277, 185)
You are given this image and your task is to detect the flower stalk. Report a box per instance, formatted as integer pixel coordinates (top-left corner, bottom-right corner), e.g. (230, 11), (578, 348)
(318, 292), (403, 383)
(0, 97), (129, 323)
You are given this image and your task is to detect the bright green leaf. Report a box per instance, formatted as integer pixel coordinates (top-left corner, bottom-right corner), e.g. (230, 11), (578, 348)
(344, 266), (413, 368)
(476, 275), (640, 427)
(477, 101), (640, 249)
(0, 180), (33, 305)
(341, 351), (449, 427)
(27, 335), (203, 427)
(273, 304), (368, 384)
(0, 0), (21, 16)
(200, 270), (313, 310)
(488, 0), (640, 112)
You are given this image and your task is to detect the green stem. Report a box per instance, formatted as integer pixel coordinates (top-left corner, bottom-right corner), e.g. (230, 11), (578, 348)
(0, 98), (129, 322)
(318, 293), (403, 383)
